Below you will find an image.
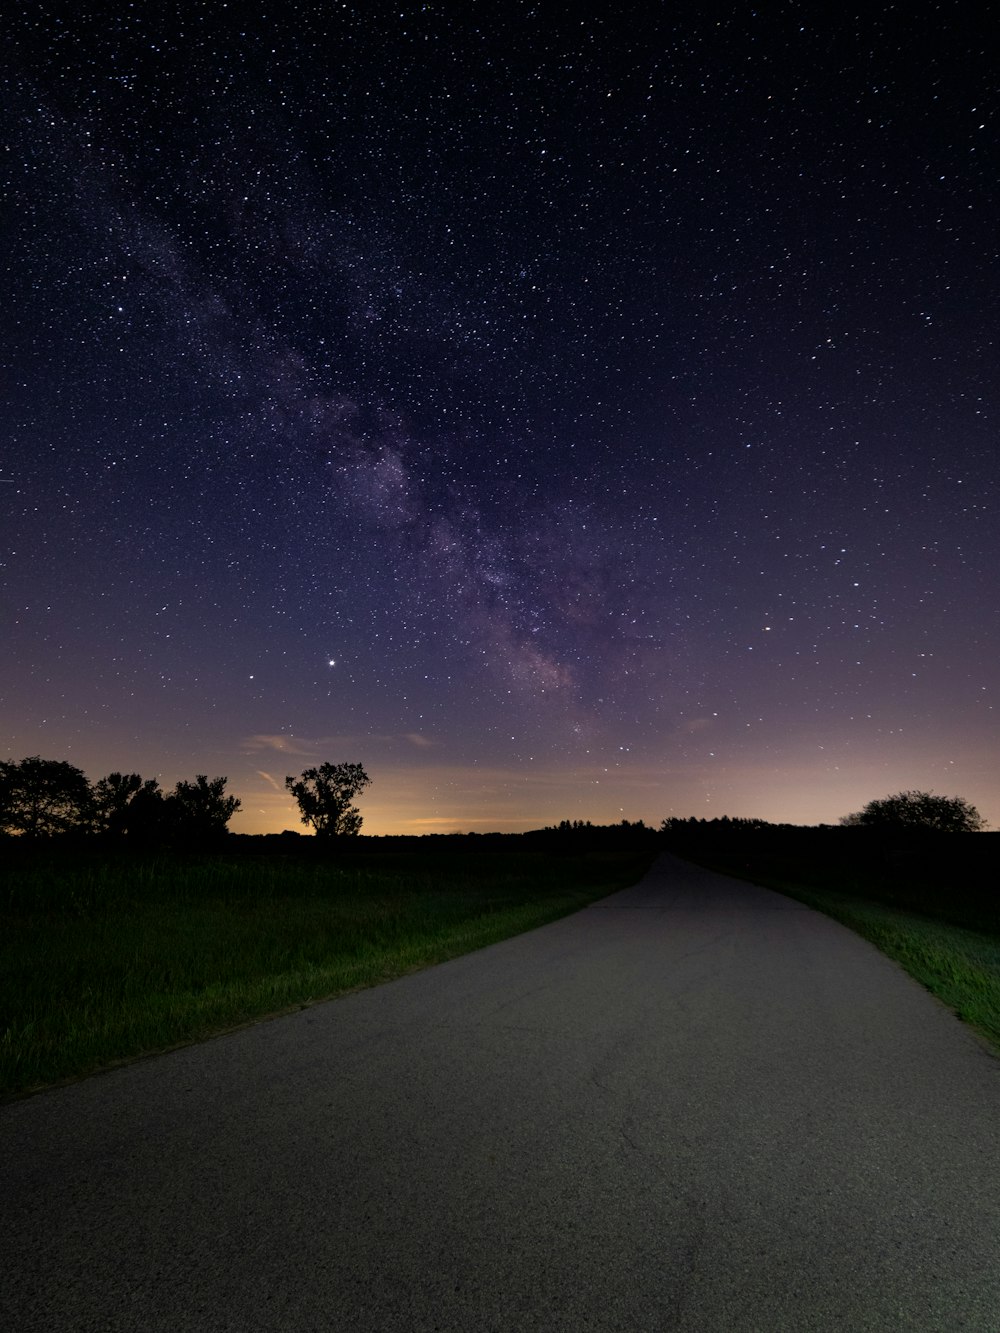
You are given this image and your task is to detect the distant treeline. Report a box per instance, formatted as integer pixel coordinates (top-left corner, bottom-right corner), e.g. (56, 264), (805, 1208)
(230, 818), (663, 855)
(661, 817), (1000, 934)
(4, 794), (997, 933)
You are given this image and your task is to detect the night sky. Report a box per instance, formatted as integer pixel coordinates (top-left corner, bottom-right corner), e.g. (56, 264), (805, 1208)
(3, 3), (998, 835)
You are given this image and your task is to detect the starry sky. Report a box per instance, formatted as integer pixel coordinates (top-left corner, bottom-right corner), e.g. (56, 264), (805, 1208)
(3, 3), (998, 835)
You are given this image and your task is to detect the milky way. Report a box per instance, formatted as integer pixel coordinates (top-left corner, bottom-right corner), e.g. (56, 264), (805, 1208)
(3, 4), (998, 832)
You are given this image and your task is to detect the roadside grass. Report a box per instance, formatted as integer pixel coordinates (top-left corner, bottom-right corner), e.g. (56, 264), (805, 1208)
(0, 848), (654, 1100)
(696, 858), (1000, 1058)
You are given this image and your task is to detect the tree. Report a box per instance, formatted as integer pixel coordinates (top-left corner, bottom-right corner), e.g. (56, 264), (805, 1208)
(0, 756), (92, 837)
(92, 772), (163, 837)
(285, 762), (371, 837)
(840, 790), (985, 834)
(167, 775), (241, 844)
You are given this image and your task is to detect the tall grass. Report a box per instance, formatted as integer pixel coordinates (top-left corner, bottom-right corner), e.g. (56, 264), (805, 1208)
(1, 848), (654, 1099)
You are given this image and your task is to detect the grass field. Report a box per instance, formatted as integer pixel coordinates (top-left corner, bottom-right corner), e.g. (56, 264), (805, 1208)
(0, 846), (655, 1099)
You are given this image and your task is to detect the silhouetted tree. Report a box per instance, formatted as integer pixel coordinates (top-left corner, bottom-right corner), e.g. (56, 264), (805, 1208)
(125, 780), (170, 843)
(841, 790), (985, 834)
(167, 775), (241, 844)
(285, 762), (371, 837)
(92, 772), (163, 837)
(0, 756), (92, 837)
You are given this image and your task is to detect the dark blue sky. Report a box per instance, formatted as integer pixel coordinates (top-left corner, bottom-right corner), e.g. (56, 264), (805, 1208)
(3, 2), (998, 832)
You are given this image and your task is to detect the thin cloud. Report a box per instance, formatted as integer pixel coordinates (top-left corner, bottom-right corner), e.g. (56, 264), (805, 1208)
(243, 731), (436, 756)
(242, 734), (321, 757)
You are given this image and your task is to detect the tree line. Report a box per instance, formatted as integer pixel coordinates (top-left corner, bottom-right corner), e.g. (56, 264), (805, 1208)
(0, 756), (373, 844)
(0, 757), (242, 843)
(0, 756), (985, 843)
(662, 792), (984, 835)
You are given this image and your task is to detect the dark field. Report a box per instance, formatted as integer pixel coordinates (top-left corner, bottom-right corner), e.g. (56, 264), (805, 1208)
(0, 840), (657, 1099)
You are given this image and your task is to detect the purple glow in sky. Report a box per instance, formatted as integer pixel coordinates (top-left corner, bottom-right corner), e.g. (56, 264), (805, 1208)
(3, 4), (998, 833)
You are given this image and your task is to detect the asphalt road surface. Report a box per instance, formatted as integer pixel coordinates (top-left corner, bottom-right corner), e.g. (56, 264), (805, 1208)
(4, 853), (1000, 1331)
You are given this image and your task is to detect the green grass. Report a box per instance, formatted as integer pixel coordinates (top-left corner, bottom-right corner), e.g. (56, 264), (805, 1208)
(696, 857), (1000, 1058)
(0, 848), (655, 1099)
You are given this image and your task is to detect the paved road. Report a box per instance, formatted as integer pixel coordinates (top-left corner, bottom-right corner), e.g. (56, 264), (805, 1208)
(4, 854), (1000, 1331)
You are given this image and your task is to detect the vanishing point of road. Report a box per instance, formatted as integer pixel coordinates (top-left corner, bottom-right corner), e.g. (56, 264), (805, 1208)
(3, 853), (1000, 1331)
